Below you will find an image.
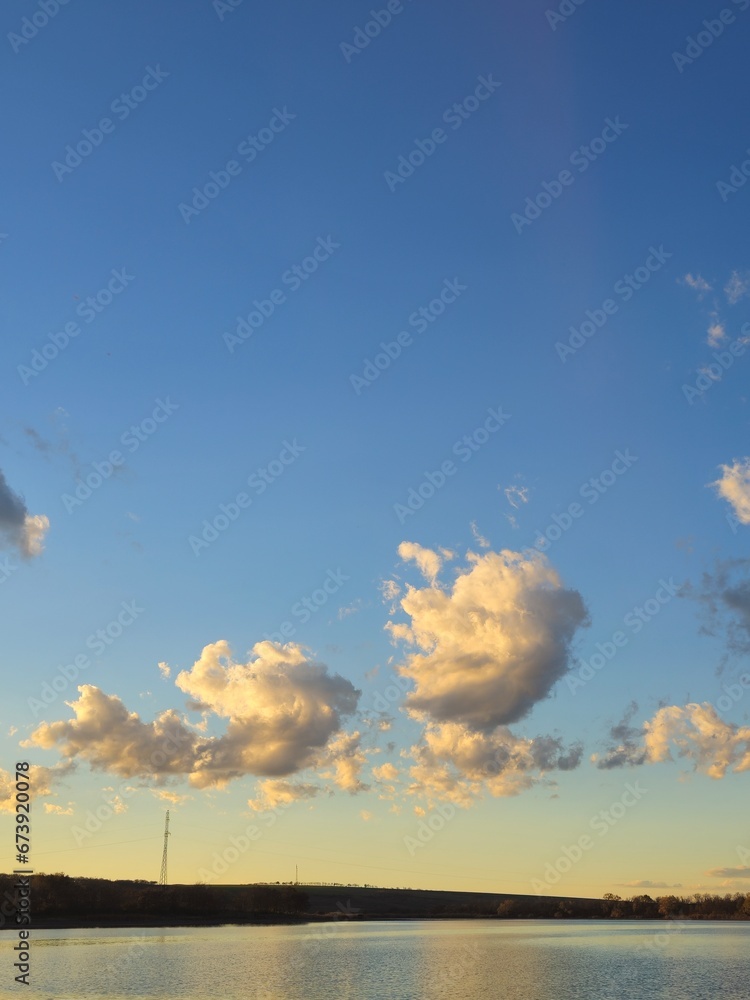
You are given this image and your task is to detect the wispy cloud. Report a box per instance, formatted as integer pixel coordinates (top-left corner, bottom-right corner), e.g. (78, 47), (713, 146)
(470, 521), (490, 548)
(706, 865), (750, 879)
(594, 702), (750, 778)
(685, 557), (750, 663)
(151, 789), (192, 805)
(592, 702), (648, 770)
(680, 273), (712, 297)
(43, 802), (75, 816)
(338, 598), (364, 619)
(503, 484), (530, 509)
(725, 270), (750, 305)
(618, 880), (682, 889)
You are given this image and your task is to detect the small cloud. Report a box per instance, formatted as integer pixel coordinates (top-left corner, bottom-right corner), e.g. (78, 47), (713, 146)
(592, 702), (648, 770)
(725, 270), (750, 305)
(151, 789), (191, 805)
(502, 484), (530, 509)
(397, 541), (446, 584)
(338, 599), (364, 620)
(681, 273), (712, 297)
(706, 866), (750, 879)
(101, 789), (130, 814)
(126, 511), (141, 523)
(359, 809), (373, 821)
(470, 521), (490, 549)
(0, 470), (49, 558)
(618, 880), (682, 889)
(23, 427), (53, 456)
(7, 726), (17, 737)
(372, 763), (399, 782)
(380, 580), (401, 603)
(707, 321), (727, 348)
(0, 763), (74, 813)
(711, 458), (750, 526)
(158, 661), (171, 680)
(44, 802), (74, 816)
(248, 780), (326, 812)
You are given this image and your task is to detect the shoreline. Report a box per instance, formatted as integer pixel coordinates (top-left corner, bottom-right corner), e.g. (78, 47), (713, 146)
(2, 914), (749, 932)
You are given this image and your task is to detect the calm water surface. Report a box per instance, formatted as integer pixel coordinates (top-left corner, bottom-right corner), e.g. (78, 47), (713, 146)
(1, 920), (747, 999)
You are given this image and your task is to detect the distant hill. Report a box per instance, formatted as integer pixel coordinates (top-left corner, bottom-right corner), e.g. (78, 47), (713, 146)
(0, 874), (748, 928)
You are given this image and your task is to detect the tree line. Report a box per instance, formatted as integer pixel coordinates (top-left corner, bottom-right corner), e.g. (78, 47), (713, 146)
(0, 873), (308, 922)
(1, 874), (748, 923)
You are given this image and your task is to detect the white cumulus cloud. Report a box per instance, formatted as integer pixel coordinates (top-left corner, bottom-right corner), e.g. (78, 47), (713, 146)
(388, 547), (589, 731)
(25, 641), (361, 793)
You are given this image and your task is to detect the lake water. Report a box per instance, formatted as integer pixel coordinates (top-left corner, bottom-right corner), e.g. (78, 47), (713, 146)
(0, 919), (748, 999)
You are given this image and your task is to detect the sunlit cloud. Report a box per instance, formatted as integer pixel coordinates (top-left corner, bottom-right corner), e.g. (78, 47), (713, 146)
(372, 762), (399, 782)
(43, 802), (75, 816)
(389, 546), (589, 730)
(405, 721), (583, 806)
(397, 540), (448, 585)
(594, 702), (750, 778)
(175, 641), (361, 785)
(25, 641), (361, 793)
(711, 459), (750, 527)
(319, 730), (370, 793)
(386, 544), (588, 805)
(0, 763), (74, 813)
(151, 789), (192, 805)
(247, 779), (326, 811)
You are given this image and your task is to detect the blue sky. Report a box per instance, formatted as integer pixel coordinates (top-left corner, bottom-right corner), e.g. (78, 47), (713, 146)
(1, 0), (749, 897)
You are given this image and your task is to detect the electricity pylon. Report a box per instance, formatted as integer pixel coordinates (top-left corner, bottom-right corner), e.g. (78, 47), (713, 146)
(158, 810), (170, 886)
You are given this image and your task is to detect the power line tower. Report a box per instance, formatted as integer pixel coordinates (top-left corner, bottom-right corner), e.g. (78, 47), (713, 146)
(158, 810), (170, 886)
